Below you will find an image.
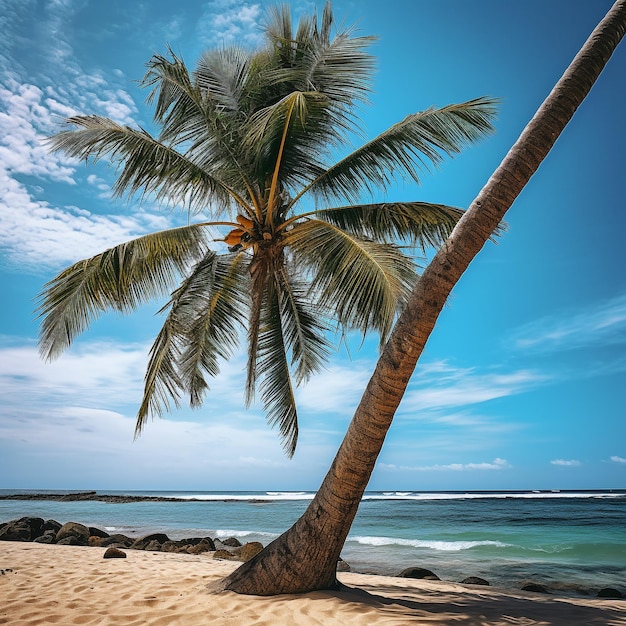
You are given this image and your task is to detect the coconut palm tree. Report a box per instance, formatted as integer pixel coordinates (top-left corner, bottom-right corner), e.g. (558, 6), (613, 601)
(217, 0), (626, 597)
(38, 1), (497, 456)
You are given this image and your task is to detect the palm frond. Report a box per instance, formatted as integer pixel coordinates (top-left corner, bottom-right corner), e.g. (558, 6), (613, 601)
(256, 275), (299, 457)
(135, 319), (183, 437)
(37, 225), (209, 361)
(274, 265), (331, 384)
(286, 219), (416, 341)
(296, 97), (498, 204)
(47, 116), (233, 213)
(245, 253), (270, 405)
(135, 251), (249, 435)
(194, 46), (251, 114)
(311, 202), (463, 251)
(142, 47), (207, 146)
(178, 253), (249, 407)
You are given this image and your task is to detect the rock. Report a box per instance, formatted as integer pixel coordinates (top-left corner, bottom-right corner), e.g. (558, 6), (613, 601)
(187, 542), (214, 555)
(103, 547), (127, 559)
(57, 536), (83, 545)
(398, 567), (440, 581)
(100, 534), (133, 548)
(56, 522), (90, 546)
(597, 587), (623, 599)
(130, 533), (170, 550)
(336, 558), (351, 572)
(33, 531), (57, 544)
(238, 542), (263, 561)
(213, 549), (235, 560)
(461, 576), (490, 586)
(144, 540), (162, 551)
(88, 536), (106, 547)
(0, 517), (45, 541)
(41, 519), (62, 534)
(220, 537), (242, 548)
(521, 583), (548, 593)
(0, 520), (32, 542)
(88, 526), (110, 539)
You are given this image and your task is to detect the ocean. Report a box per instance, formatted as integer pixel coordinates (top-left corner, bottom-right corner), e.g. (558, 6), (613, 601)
(1, 490), (624, 597)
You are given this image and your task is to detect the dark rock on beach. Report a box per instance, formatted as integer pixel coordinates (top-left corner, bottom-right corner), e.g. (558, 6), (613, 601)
(130, 533), (171, 550)
(461, 576), (490, 586)
(0, 517), (44, 541)
(336, 558), (350, 572)
(103, 547), (127, 559)
(33, 531), (57, 544)
(398, 567), (440, 581)
(597, 587), (623, 599)
(56, 522), (90, 546)
(88, 526), (110, 539)
(100, 534), (134, 548)
(213, 541), (263, 562)
(219, 537), (242, 548)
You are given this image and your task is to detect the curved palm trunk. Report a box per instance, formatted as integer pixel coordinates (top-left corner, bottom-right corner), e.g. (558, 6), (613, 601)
(218, 0), (626, 596)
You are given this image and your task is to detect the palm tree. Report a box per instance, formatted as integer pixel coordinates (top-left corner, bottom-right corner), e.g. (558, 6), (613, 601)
(38, 1), (496, 457)
(217, 0), (626, 596)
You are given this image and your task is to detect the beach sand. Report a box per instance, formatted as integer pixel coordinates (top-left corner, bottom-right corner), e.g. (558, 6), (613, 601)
(1, 542), (623, 625)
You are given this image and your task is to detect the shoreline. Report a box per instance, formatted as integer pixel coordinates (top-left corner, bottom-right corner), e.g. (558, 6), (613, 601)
(2, 514), (624, 602)
(1, 542), (624, 625)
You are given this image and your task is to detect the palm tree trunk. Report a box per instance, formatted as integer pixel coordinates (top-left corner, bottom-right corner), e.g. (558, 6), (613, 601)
(218, 0), (626, 596)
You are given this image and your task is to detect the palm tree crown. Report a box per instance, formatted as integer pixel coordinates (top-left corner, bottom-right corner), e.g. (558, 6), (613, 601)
(38, 1), (497, 455)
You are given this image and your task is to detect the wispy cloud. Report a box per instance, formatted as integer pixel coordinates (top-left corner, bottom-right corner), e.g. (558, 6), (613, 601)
(379, 458), (511, 472)
(399, 363), (545, 413)
(550, 459), (582, 467)
(198, 1), (263, 46)
(0, 2), (167, 272)
(512, 293), (626, 353)
(610, 455), (626, 464)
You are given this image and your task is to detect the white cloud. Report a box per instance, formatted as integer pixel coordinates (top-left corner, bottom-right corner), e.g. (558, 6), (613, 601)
(0, 172), (173, 269)
(513, 293), (626, 353)
(610, 455), (626, 464)
(0, 338), (341, 488)
(198, 1), (263, 45)
(550, 459), (581, 467)
(379, 458), (511, 472)
(296, 362), (372, 415)
(400, 364), (545, 413)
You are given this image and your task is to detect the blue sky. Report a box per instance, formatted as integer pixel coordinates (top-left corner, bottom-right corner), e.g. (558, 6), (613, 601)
(0, 0), (624, 491)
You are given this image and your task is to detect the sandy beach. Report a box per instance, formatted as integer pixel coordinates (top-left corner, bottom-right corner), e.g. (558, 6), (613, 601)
(1, 542), (624, 625)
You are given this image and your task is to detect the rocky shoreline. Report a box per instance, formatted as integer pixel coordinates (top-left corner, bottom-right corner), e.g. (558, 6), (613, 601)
(1, 515), (623, 600)
(0, 491), (201, 504)
(0, 515), (265, 564)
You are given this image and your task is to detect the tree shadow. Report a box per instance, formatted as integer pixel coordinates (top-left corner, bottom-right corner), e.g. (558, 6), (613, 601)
(328, 582), (626, 625)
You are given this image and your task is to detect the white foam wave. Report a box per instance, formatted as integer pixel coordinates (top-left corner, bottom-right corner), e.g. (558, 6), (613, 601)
(361, 491), (625, 501)
(349, 536), (510, 551)
(214, 529), (278, 539)
(170, 492), (315, 502)
(144, 490), (624, 503)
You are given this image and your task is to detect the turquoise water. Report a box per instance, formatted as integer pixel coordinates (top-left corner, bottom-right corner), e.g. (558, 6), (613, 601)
(1, 490), (624, 596)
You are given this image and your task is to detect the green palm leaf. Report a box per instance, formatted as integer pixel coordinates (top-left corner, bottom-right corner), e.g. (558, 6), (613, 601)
(256, 275), (299, 457)
(305, 201), (463, 250)
(274, 265), (331, 384)
(286, 219), (416, 341)
(47, 116), (233, 213)
(37, 225), (209, 361)
(178, 252), (249, 407)
(299, 97), (498, 204)
(136, 251), (249, 435)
